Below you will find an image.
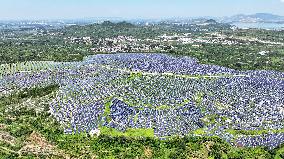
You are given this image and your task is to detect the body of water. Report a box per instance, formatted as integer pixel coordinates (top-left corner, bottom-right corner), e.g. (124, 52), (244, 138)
(232, 22), (284, 30)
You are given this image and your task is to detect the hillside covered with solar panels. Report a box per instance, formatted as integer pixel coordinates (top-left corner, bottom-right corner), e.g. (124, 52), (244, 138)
(1, 53), (284, 155)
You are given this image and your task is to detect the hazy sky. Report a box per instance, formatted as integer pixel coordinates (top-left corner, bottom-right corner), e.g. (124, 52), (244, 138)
(0, 0), (284, 20)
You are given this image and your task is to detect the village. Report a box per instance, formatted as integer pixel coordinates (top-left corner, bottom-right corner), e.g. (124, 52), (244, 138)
(65, 31), (284, 54)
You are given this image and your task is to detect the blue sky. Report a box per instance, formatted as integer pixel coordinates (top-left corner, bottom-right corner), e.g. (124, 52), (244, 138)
(0, 0), (284, 20)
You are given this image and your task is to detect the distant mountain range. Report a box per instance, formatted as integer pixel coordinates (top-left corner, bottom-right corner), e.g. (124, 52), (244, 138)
(1, 13), (284, 25)
(219, 13), (284, 23)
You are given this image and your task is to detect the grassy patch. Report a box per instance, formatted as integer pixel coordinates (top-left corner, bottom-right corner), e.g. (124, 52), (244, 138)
(194, 92), (204, 106)
(100, 127), (155, 138)
(226, 128), (284, 136)
(193, 128), (206, 135)
(129, 72), (143, 80)
(156, 105), (172, 110)
(103, 98), (113, 124)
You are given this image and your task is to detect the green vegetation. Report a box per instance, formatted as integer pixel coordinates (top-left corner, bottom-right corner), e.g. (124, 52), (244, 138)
(225, 29), (284, 43)
(104, 100), (112, 116)
(226, 128), (284, 136)
(0, 41), (91, 64)
(193, 128), (206, 135)
(175, 43), (284, 72)
(100, 127), (154, 138)
(102, 99), (112, 124)
(194, 92), (204, 106)
(0, 84), (59, 106)
(61, 21), (180, 39)
(129, 72), (143, 80)
(1, 21), (284, 72)
(275, 146), (284, 159)
(156, 105), (172, 110)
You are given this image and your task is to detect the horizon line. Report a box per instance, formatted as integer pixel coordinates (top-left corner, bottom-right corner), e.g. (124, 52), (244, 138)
(0, 12), (284, 22)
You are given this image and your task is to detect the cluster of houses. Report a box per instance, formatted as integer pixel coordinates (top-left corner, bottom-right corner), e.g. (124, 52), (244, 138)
(66, 35), (174, 53)
(64, 30), (284, 54)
